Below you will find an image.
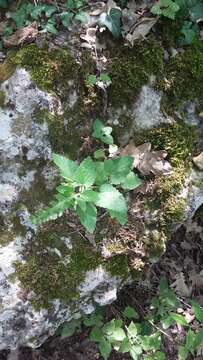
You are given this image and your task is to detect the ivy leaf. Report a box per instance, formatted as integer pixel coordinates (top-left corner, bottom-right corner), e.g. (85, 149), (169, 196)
(123, 306), (139, 319)
(96, 184), (127, 213)
(65, 0), (75, 9)
(99, 8), (122, 38)
(98, 338), (112, 360)
(0, 0), (8, 8)
(191, 300), (203, 323)
(74, 157), (96, 187)
(92, 119), (114, 145)
(60, 11), (73, 27)
(76, 202), (97, 233)
(43, 19), (58, 34)
(121, 172), (142, 190)
(75, 11), (89, 23)
(170, 313), (188, 327)
(53, 154), (78, 180)
(190, 3), (203, 22)
(87, 74), (97, 86)
(99, 73), (112, 84)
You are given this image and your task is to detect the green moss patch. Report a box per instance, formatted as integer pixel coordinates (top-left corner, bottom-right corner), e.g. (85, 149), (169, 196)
(12, 44), (78, 94)
(108, 39), (164, 107)
(158, 40), (203, 113)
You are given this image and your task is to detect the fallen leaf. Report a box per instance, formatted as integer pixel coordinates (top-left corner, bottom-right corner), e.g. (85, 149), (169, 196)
(3, 24), (38, 47)
(120, 140), (172, 176)
(125, 17), (157, 46)
(171, 272), (192, 297)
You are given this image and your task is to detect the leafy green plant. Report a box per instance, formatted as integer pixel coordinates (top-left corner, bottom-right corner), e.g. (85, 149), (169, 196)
(32, 119), (141, 233)
(58, 278), (203, 359)
(99, 8), (122, 38)
(86, 73), (112, 88)
(2, 0), (88, 38)
(151, 0), (180, 20)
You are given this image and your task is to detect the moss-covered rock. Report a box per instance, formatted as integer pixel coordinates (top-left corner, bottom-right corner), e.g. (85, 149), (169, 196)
(158, 40), (203, 113)
(108, 39), (164, 107)
(11, 44), (78, 95)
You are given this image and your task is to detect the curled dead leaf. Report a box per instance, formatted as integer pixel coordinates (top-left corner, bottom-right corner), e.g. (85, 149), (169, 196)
(120, 140), (172, 176)
(125, 17), (157, 46)
(3, 24), (38, 47)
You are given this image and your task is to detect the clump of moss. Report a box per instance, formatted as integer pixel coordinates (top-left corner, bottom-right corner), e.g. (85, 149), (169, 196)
(108, 39), (164, 107)
(158, 40), (203, 112)
(0, 90), (6, 107)
(12, 44), (78, 94)
(33, 107), (84, 157)
(0, 60), (15, 84)
(160, 196), (187, 234)
(14, 226), (102, 309)
(136, 121), (196, 167)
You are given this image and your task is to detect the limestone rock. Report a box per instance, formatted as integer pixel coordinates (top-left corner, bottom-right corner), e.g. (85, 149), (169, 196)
(193, 152), (203, 171)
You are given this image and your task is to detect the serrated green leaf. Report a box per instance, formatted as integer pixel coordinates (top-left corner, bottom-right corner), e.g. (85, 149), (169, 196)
(109, 209), (127, 225)
(107, 327), (126, 342)
(99, 8), (122, 38)
(56, 184), (74, 196)
(154, 351), (166, 360)
(99, 338), (112, 360)
(83, 313), (103, 327)
(77, 198), (86, 212)
(90, 327), (103, 342)
(193, 329), (203, 348)
(96, 184), (127, 213)
(121, 172), (142, 190)
(129, 346), (138, 360)
(170, 313), (188, 326)
(191, 301), (203, 323)
(76, 202), (97, 233)
(74, 157), (96, 187)
(80, 189), (99, 203)
(185, 329), (195, 350)
(94, 149), (106, 159)
(123, 306), (139, 319)
(53, 154), (78, 180)
(119, 337), (131, 353)
(103, 319), (116, 335)
(60, 319), (81, 338)
(32, 197), (72, 224)
(127, 322), (138, 337)
(95, 162), (108, 185)
(178, 345), (188, 360)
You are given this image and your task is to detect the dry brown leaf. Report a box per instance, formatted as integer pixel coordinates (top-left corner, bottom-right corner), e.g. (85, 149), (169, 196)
(120, 140), (172, 176)
(171, 272), (192, 297)
(189, 270), (203, 290)
(3, 24), (38, 47)
(125, 17), (157, 46)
